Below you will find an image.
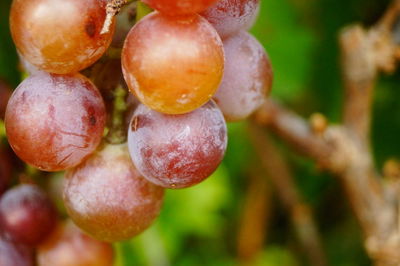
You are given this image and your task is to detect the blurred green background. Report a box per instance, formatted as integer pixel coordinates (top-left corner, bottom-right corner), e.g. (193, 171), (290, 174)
(1, 0), (400, 265)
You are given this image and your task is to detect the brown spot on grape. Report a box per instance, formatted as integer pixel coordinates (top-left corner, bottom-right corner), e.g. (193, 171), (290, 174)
(89, 115), (96, 126)
(85, 19), (96, 38)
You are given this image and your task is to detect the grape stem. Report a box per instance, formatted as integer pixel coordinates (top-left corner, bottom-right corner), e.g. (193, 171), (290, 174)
(106, 85), (128, 144)
(247, 125), (327, 266)
(252, 1), (400, 264)
(101, 0), (133, 34)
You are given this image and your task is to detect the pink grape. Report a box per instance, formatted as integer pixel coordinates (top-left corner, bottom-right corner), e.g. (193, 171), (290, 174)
(63, 144), (164, 242)
(128, 101), (227, 189)
(201, 0), (260, 39)
(37, 221), (114, 266)
(5, 72), (106, 172)
(213, 31), (273, 121)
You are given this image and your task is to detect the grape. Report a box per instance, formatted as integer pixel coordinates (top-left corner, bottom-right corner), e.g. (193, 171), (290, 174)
(142, 0), (218, 16)
(10, 0), (114, 74)
(0, 145), (12, 195)
(5, 72), (106, 172)
(0, 80), (12, 120)
(201, 0), (260, 39)
(63, 144), (164, 242)
(213, 31), (273, 121)
(122, 12), (224, 114)
(128, 101), (227, 189)
(0, 184), (57, 246)
(0, 236), (33, 266)
(37, 221), (113, 266)
(18, 52), (40, 75)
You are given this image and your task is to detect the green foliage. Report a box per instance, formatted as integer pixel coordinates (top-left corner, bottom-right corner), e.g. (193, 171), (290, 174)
(1, 0), (399, 265)
(251, 0), (317, 102)
(0, 0), (19, 87)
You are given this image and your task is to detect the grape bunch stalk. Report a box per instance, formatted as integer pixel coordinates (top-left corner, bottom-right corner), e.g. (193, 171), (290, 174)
(0, 0), (273, 264)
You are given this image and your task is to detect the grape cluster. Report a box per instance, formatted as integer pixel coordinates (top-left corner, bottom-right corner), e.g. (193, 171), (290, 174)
(1, 0), (273, 264)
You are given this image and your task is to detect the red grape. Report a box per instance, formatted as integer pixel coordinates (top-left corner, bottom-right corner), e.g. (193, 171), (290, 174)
(63, 144), (164, 242)
(0, 80), (12, 120)
(37, 221), (114, 266)
(0, 236), (33, 266)
(213, 31), (273, 121)
(128, 101), (227, 189)
(0, 145), (12, 195)
(122, 12), (224, 114)
(142, 0), (218, 16)
(5, 72), (106, 172)
(0, 184), (57, 246)
(10, 0), (114, 74)
(201, 0), (260, 39)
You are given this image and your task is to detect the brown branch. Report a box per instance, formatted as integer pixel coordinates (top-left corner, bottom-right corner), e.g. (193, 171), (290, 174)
(252, 100), (332, 168)
(248, 123), (327, 266)
(340, 25), (376, 145)
(251, 1), (400, 263)
(237, 169), (271, 263)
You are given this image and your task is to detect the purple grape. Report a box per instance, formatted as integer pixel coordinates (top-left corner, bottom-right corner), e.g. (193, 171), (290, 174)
(0, 236), (33, 266)
(0, 184), (57, 246)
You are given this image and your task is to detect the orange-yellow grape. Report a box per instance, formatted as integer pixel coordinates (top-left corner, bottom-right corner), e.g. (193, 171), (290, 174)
(10, 0), (114, 74)
(122, 12), (224, 114)
(142, 0), (218, 16)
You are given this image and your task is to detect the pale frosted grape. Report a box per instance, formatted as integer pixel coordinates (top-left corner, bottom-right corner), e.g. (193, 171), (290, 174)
(128, 101), (227, 189)
(63, 144), (164, 242)
(5, 72), (106, 171)
(213, 31), (273, 121)
(201, 0), (260, 39)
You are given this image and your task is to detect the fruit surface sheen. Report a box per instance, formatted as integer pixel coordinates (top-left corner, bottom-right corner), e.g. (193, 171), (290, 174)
(10, 0), (114, 74)
(122, 12), (224, 114)
(128, 101), (227, 189)
(5, 72), (106, 172)
(63, 144), (164, 242)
